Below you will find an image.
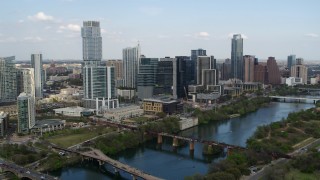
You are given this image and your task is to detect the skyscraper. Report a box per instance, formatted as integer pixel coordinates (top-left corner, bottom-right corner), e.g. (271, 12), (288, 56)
(31, 54), (43, 98)
(82, 21), (102, 65)
(106, 60), (123, 80)
(291, 58), (308, 84)
(243, 55), (255, 82)
(155, 57), (174, 95)
(0, 56), (17, 103)
(137, 58), (159, 99)
(20, 68), (35, 98)
(123, 45), (140, 88)
(231, 34), (244, 80)
(81, 21), (117, 109)
(267, 57), (281, 85)
(287, 54), (296, 71)
(17, 92), (35, 134)
(196, 56), (217, 85)
(191, 49), (206, 83)
(173, 57), (187, 99)
(221, 58), (231, 80)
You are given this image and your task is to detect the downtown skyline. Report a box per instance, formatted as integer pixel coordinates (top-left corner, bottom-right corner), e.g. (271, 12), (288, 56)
(0, 0), (319, 61)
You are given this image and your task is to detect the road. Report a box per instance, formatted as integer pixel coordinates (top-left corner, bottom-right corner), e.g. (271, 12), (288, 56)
(0, 159), (58, 180)
(246, 138), (320, 180)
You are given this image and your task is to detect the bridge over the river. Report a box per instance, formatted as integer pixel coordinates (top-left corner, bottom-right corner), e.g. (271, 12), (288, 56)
(52, 146), (163, 180)
(0, 160), (58, 180)
(269, 96), (320, 104)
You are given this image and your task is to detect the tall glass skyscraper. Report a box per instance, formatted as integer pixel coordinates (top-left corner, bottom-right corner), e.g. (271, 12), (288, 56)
(0, 56), (17, 103)
(123, 45), (140, 88)
(137, 58), (159, 99)
(231, 34), (244, 81)
(17, 92), (35, 134)
(287, 54), (296, 71)
(82, 21), (117, 109)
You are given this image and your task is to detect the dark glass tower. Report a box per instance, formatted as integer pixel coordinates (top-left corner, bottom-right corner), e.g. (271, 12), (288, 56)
(231, 34), (243, 80)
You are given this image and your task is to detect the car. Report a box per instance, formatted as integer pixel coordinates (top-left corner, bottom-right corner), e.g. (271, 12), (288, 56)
(26, 171), (30, 174)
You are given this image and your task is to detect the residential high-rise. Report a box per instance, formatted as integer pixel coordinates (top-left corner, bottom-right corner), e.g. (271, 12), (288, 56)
(137, 58), (159, 99)
(81, 21), (117, 109)
(0, 112), (9, 137)
(17, 92), (35, 134)
(0, 56), (17, 103)
(287, 54), (296, 71)
(291, 58), (308, 84)
(20, 68), (35, 98)
(154, 57), (173, 95)
(191, 49), (206, 83)
(123, 45), (140, 88)
(231, 34), (244, 80)
(82, 21), (102, 65)
(267, 57), (281, 85)
(31, 54), (43, 98)
(243, 55), (255, 82)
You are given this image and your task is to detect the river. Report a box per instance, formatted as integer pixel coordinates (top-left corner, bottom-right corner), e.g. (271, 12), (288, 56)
(52, 102), (315, 180)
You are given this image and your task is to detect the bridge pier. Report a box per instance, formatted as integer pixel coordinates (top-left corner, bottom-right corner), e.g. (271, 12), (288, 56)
(157, 134), (162, 144)
(132, 174), (137, 180)
(98, 160), (105, 166)
(189, 141), (195, 156)
(172, 137), (178, 147)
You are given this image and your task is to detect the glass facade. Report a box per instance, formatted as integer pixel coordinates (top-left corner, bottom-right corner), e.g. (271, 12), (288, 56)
(17, 93), (35, 134)
(231, 34), (244, 80)
(0, 56), (17, 103)
(123, 45), (140, 88)
(31, 54), (43, 98)
(82, 21), (102, 64)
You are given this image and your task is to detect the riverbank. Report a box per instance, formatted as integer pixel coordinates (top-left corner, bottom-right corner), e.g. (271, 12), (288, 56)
(186, 101), (320, 179)
(194, 96), (271, 124)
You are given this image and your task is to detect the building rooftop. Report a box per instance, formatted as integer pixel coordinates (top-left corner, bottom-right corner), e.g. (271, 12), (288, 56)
(54, 106), (94, 112)
(33, 119), (65, 129)
(143, 96), (179, 104)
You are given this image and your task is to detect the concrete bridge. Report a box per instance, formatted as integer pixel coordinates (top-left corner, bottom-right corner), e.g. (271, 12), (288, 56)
(52, 146), (163, 180)
(298, 87), (320, 92)
(269, 96), (320, 104)
(0, 160), (58, 180)
(147, 132), (246, 155)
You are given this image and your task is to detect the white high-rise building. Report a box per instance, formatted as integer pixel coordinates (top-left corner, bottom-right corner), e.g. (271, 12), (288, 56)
(81, 21), (118, 110)
(17, 93), (35, 134)
(123, 45), (140, 88)
(0, 56), (17, 103)
(31, 54), (43, 98)
(20, 68), (35, 98)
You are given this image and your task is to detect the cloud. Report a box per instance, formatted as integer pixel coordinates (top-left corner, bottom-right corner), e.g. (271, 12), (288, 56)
(193, 32), (210, 40)
(59, 24), (81, 32)
(157, 34), (170, 39)
(101, 29), (107, 34)
(18, 19), (24, 23)
(228, 33), (248, 39)
(305, 33), (319, 38)
(28, 12), (55, 22)
(23, 36), (44, 43)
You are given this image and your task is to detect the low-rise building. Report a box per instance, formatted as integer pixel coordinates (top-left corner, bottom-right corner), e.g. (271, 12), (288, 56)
(0, 112), (9, 137)
(31, 119), (66, 135)
(286, 77), (303, 86)
(53, 106), (95, 117)
(179, 116), (198, 130)
(103, 105), (144, 122)
(143, 97), (183, 115)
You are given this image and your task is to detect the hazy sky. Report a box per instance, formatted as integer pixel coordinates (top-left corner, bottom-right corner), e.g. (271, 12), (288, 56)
(0, 0), (319, 61)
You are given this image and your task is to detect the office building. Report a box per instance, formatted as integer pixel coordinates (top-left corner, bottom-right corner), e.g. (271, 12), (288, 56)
(296, 58), (304, 65)
(267, 57), (281, 85)
(191, 49), (206, 83)
(291, 64), (308, 84)
(0, 56), (17, 103)
(173, 56), (188, 99)
(106, 60), (123, 80)
(221, 58), (231, 80)
(31, 54), (43, 98)
(231, 34), (244, 80)
(196, 56), (217, 85)
(123, 45), (140, 88)
(155, 57), (174, 95)
(287, 54), (296, 71)
(243, 55), (255, 82)
(137, 58), (159, 99)
(254, 63), (268, 84)
(17, 93), (35, 134)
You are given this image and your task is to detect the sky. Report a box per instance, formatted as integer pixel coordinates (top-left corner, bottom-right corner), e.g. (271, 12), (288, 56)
(0, 0), (319, 61)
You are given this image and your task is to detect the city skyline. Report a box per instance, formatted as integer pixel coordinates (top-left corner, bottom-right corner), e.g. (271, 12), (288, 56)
(0, 0), (319, 60)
